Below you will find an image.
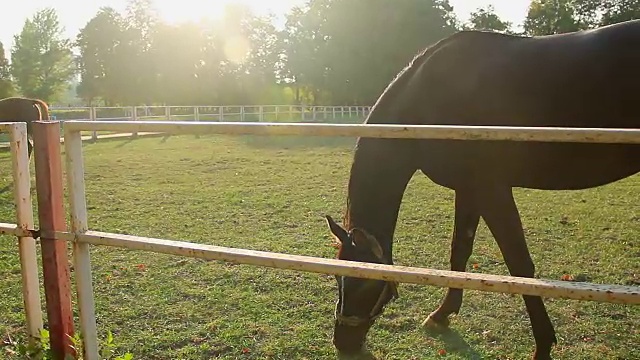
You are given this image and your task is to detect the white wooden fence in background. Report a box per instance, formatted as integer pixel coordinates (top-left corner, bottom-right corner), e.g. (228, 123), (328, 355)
(50, 105), (372, 122)
(46, 104), (372, 141)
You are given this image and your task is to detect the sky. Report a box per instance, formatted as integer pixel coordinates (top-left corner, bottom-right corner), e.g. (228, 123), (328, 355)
(1, 0), (532, 59)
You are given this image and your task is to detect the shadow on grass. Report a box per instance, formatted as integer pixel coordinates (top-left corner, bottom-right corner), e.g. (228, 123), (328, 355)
(336, 349), (377, 360)
(115, 138), (135, 148)
(423, 326), (483, 359)
(0, 183), (11, 195)
(0, 197), (13, 211)
(239, 135), (357, 150)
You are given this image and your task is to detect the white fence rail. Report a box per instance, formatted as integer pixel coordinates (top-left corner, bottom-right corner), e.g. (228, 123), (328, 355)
(55, 120), (640, 360)
(64, 121), (640, 144)
(0, 122), (43, 341)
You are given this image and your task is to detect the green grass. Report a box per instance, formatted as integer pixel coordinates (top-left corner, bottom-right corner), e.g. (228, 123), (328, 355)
(0, 134), (638, 359)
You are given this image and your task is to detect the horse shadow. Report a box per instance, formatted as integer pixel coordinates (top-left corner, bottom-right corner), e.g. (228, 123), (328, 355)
(422, 326), (483, 359)
(333, 327), (481, 360)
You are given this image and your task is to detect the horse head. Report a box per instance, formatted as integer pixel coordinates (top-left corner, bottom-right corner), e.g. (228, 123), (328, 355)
(325, 215), (399, 356)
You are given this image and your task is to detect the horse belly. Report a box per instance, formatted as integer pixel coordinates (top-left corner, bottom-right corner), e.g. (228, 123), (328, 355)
(418, 141), (640, 191)
(511, 143), (640, 190)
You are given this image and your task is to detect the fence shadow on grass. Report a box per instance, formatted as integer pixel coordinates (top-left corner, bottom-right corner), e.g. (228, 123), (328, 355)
(236, 117), (363, 150)
(239, 134), (357, 150)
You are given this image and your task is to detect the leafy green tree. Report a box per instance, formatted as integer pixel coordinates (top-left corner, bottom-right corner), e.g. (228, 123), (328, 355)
(574, 0), (640, 26)
(466, 5), (513, 33)
(194, 19), (227, 104)
(195, 3), (286, 105)
(319, 0), (458, 105)
(10, 8), (75, 102)
(76, 7), (126, 105)
(151, 21), (204, 105)
(0, 42), (14, 98)
(119, 0), (160, 105)
(280, 2), (332, 104)
(523, 0), (582, 35)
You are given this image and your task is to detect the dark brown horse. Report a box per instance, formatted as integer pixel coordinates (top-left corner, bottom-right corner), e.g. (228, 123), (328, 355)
(0, 96), (50, 158)
(326, 20), (640, 360)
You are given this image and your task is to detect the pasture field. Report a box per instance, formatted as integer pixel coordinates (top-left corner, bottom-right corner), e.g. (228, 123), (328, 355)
(0, 133), (638, 359)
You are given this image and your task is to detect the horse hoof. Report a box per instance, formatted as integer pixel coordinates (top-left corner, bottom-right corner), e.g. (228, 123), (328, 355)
(421, 312), (449, 330)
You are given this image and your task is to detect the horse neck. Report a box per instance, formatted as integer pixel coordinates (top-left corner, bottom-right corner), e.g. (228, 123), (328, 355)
(343, 138), (416, 258)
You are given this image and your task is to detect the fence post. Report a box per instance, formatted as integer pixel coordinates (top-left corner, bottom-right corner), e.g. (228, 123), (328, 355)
(275, 106), (279, 121)
(9, 123), (43, 343)
(194, 106), (200, 139)
(240, 106), (245, 122)
(64, 123), (99, 360)
(90, 108), (97, 142)
(33, 121), (75, 360)
(165, 106), (171, 122)
(131, 106), (138, 138)
(259, 106), (264, 122)
(219, 106), (223, 121)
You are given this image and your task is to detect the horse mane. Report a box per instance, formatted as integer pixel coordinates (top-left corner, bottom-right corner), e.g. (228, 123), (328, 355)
(363, 32), (467, 122)
(342, 32), (466, 229)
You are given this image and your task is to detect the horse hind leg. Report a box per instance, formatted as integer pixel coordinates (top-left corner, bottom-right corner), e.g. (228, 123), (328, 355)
(27, 138), (33, 159)
(479, 186), (556, 360)
(423, 188), (480, 330)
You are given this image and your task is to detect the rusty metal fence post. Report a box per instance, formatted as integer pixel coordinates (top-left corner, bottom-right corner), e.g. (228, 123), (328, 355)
(33, 121), (76, 359)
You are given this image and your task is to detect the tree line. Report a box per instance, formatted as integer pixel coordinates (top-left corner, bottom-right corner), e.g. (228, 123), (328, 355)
(0, 0), (637, 106)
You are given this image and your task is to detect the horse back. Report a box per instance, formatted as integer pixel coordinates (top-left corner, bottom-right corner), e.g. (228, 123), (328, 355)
(407, 21), (640, 190)
(0, 97), (50, 134)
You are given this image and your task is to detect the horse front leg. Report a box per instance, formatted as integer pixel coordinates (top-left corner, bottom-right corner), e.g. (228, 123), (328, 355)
(479, 186), (557, 360)
(423, 188), (480, 329)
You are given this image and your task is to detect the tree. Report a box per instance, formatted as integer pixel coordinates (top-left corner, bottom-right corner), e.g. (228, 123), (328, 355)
(319, 0), (458, 105)
(76, 7), (126, 105)
(193, 3), (287, 105)
(280, 1), (332, 104)
(0, 42), (14, 98)
(119, 0), (160, 105)
(279, 0), (460, 105)
(574, 0), (640, 27)
(221, 5), (283, 104)
(151, 21), (204, 104)
(10, 8), (75, 102)
(599, 0), (640, 24)
(466, 5), (513, 33)
(523, 0), (582, 35)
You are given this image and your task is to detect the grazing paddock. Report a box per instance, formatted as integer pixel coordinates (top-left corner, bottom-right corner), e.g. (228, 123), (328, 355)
(0, 133), (638, 359)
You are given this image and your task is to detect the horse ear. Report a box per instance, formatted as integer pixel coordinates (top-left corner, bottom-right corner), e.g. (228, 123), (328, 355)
(325, 215), (349, 244)
(351, 228), (384, 260)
